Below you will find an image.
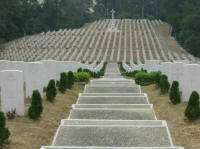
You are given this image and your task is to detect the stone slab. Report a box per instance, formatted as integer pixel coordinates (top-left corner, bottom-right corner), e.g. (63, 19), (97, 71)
(87, 84), (137, 87)
(77, 96), (149, 104)
(61, 119), (165, 126)
(72, 104), (153, 109)
(52, 126), (171, 147)
(104, 73), (122, 78)
(41, 147), (184, 149)
(69, 109), (156, 120)
(84, 86), (141, 93)
(90, 82), (135, 86)
(0, 70), (24, 115)
(80, 93), (145, 97)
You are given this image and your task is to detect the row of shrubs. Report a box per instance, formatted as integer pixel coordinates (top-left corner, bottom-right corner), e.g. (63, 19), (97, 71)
(1, 63), (108, 146)
(121, 66), (200, 120)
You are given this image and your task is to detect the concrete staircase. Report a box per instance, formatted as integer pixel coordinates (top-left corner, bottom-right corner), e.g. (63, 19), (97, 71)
(41, 63), (184, 149)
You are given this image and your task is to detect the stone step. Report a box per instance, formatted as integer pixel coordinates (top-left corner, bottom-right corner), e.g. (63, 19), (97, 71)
(87, 84), (136, 87)
(77, 96), (149, 104)
(90, 82), (136, 86)
(104, 73), (122, 78)
(80, 93), (146, 97)
(51, 126), (172, 147)
(72, 104), (153, 109)
(69, 109), (156, 120)
(41, 147), (184, 149)
(61, 119), (165, 126)
(91, 79), (134, 83)
(84, 86), (141, 93)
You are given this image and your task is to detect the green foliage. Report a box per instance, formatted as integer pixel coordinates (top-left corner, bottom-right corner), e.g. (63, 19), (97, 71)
(0, 0), (92, 41)
(159, 75), (170, 94)
(169, 81), (181, 104)
(76, 72), (90, 83)
(46, 79), (57, 102)
(28, 90), (43, 119)
(135, 72), (154, 86)
(153, 71), (162, 87)
(126, 70), (140, 78)
(184, 91), (200, 120)
(77, 68), (82, 72)
(0, 112), (10, 146)
(59, 72), (67, 93)
(67, 71), (74, 89)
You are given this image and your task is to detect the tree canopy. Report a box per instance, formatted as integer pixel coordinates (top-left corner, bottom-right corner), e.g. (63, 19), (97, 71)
(0, 0), (200, 57)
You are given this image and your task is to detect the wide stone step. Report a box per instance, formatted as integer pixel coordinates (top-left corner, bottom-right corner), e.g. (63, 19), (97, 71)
(87, 84), (136, 87)
(72, 104), (153, 109)
(84, 86), (141, 93)
(77, 96), (149, 104)
(69, 109), (156, 120)
(80, 93), (146, 97)
(61, 119), (165, 126)
(41, 147), (184, 149)
(90, 81), (135, 85)
(51, 126), (172, 147)
(104, 73), (122, 78)
(91, 79), (134, 83)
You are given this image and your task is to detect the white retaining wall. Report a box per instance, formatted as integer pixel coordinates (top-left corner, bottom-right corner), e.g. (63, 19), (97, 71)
(125, 60), (200, 102)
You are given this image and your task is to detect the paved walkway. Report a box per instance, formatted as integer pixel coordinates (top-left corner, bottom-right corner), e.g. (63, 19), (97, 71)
(41, 63), (184, 149)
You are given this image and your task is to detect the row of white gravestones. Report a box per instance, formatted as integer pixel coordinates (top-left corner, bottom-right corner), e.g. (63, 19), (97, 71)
(127, 60), (199, 102)
(0, 60), (104, 115)
(3, 19), (196, 63)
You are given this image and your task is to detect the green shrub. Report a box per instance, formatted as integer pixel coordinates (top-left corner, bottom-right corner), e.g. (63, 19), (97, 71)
(46, 79), (57, 102)
(73, 72), (79, 82)
(77, 68), (82, 72)
(159, 75), (170, 94)
(0, 112), (10, 146)
(153, 71), (162, 87)
(28, 90), (43, 119)
(169, 81), (181, 104)
(184, 91), (200, 120)
(67, 71), (74, 89)
(59, 72), (67, 93)
(135, 72), (154, 86)
(77, 72), (90, 83)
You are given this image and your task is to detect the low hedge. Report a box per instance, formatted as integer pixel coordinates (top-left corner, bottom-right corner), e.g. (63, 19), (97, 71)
(135, 72), (154, 86)
(73, 72), (90, 83)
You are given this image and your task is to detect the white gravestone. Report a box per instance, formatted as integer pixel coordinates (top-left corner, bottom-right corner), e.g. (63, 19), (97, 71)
(42, 60), (57, 87)
(182, 64), (200, 102)
(24, 62), (43, 98)
(0, 70), (24, 115)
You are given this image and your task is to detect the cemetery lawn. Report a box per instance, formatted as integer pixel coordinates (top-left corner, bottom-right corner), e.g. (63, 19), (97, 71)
(1, 84), (84, 149)
(142, 85), (200, 149)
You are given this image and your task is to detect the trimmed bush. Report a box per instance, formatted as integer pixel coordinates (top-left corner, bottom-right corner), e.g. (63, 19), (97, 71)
(153, 71), (162, 87)
(28, 90), (43, 119)
(184, 91), (200, 120)
(67, 71), (74, 89)
(77, 68), (82, 72)
(59, 72), (67, 93)
(46, 79), (57, 102)
(77, 72), (90, 83)
(135, 72), (154, 86)
(159, 75), (170, 94)
(169, 81), (181, 104)
(0, 112), (10, 146)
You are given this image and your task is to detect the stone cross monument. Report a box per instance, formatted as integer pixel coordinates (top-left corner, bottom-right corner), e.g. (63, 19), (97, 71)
(110, 9), (116, 31)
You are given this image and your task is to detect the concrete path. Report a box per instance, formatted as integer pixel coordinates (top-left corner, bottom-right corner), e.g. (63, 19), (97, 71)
(41, 63), (184, 149)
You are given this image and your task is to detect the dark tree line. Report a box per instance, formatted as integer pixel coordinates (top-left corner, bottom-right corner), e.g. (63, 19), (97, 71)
(0, 0), (200, 57)
(0, 0), (92, 41)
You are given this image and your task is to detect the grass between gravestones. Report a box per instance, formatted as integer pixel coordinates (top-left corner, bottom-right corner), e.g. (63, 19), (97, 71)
(142, 84), (200, 149)
(0, 84), (84, 149)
